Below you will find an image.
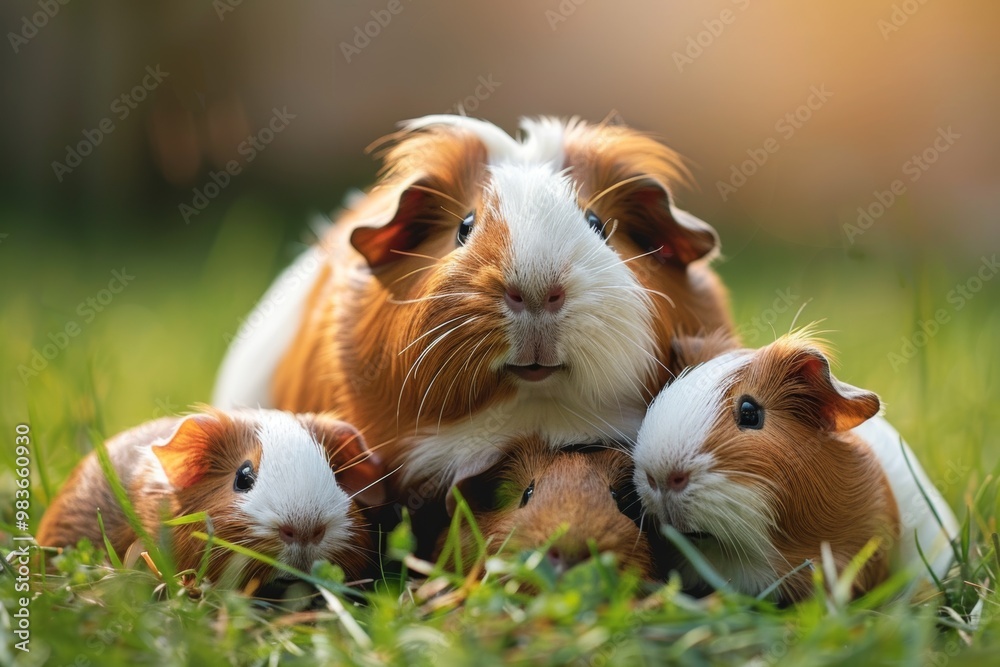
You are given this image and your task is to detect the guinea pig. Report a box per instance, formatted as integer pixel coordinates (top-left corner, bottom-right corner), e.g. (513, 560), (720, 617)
(36, 408), (386, 589)
(213, 114), (734, 499)
(436, 435), (654, 579)
(632, 332), (959, 603)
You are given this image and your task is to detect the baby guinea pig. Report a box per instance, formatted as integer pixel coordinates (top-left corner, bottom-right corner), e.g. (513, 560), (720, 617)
(36, 408), (386, 589)
(213, 114), (734, 499)
(438, 435), (654, 579)
(632, 332), (959, 603)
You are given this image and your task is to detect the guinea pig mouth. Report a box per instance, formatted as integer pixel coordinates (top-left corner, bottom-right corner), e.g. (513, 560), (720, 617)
(506, 363), (565, 382)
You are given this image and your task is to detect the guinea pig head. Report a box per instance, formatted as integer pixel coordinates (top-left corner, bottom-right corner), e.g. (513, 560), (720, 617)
(152, 409), (383, 586)
(634, 334), (891, 601)
(346, 115), (731, 489)
(445, 436), (653, 578)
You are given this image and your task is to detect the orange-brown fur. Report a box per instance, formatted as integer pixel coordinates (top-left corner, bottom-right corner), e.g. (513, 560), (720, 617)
(36, 410), (374, 587)
(439, 436), (654, 579)
(691, 336), (898, 601)
(270, 118), (734, 496)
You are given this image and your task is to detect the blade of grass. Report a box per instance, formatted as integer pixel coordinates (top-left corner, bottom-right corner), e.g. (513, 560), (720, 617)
(899, 436), (963, 568)
(833, 538), (879, 607)
(96, 508), (123, 569)
(659, 525), (732, 594)
(187, 531), (363, 600)
(756, 559), (813, 601)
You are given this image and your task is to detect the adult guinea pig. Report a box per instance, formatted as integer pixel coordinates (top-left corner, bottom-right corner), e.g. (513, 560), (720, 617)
(213, 114), (734, 498)
(437, 435), (654, 579)
(36, 408), (385, 589)
(632, 332), (959, 603)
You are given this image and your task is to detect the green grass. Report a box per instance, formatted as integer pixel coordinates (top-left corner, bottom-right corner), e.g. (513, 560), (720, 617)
(2, 199), (999, 665)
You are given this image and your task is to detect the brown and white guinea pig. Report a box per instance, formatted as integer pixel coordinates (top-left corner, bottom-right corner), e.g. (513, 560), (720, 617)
(213, 114), (734, 497)
(436, 435), (654, 579)
(632, 331), (959, 603)
(36, 408), (385, 589)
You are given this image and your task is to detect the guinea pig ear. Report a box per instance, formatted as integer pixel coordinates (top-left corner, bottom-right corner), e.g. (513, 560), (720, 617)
(152, 414), (224, 490)
(350, 181), (440, 269)
(445, 452), (506, 517)
(298, 414), (386, 506)
(613, 179), (719, 267)
(790, 348), (881, 432)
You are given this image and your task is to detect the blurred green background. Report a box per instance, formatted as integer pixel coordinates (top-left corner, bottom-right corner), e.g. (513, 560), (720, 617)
(1, 0), (998, 528)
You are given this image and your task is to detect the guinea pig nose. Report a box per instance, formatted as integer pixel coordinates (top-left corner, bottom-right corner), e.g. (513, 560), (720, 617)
(503, 284), (566, 314)
(504, 287), (526, 313)
(542, 284), (565, 314)
(277, 523), (327, 545)
(667, 470), (691, 493)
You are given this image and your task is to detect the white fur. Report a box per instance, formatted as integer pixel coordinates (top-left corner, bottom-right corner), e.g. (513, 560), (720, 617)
(635, 349), (960, 596)
(634, 351), (780, 592)
(212, 115), (695, 491)
(397, 121), (660, 489)
(236, 411), (355, 572)
(853, 416), (959, 583)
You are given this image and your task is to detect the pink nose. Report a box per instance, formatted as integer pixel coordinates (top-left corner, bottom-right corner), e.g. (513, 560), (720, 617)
(504, 284), (565, 314)
(666, 471), (690, 492)
(278, 523), (326, 545)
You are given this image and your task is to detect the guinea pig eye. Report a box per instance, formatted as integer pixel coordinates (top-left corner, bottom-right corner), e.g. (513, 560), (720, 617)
(585, 209), (607, 239)
(737, 396), (764, 430)
(520, 479), (535, 508)
(457, 212), (475, 245)
(233, 460), (256, 492)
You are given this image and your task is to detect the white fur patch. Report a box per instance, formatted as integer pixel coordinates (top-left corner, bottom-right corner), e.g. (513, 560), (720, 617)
(853, 415), (959, 583)
(634, 351), (782, 595)
(634, 351), (750, 484)
(237, 412), (355, 571)
(396, 117), (660, 490)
